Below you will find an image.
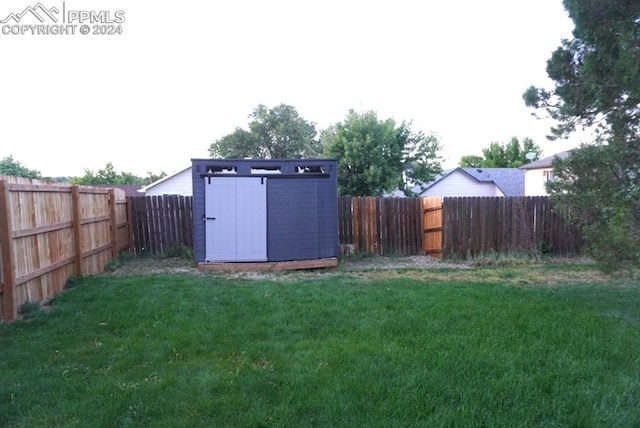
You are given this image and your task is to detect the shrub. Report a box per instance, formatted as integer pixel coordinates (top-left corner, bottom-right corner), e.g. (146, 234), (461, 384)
(18, 301), (43, 319)
(163, 243), (194, 260)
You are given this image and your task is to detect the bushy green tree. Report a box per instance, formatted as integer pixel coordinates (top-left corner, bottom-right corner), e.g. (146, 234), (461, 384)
(547, 146), (640, 273)
(523, 0), (640, 273)
(459, 137), (542, 168)
(0, 155), (42, 179)
(209, 104), (320, 159)
(145, 170), (167, 184)
(71, 162), (154, 185)
(211, 129), (260, 159)
(321, 110), (442, 196)
(458, 155), (484, 168)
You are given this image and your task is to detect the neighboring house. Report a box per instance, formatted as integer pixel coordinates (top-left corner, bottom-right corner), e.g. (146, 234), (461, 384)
(138, 166), (193, 196)
(385, 184), (424, 198)
(419, 167), (524, 197)
(93, 184), (144, 198)
(519, 151), (570, 196)
(146, 165), (525, 198)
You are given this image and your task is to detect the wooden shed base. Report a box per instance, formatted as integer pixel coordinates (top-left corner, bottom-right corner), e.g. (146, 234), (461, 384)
(197, 257), (338, 272)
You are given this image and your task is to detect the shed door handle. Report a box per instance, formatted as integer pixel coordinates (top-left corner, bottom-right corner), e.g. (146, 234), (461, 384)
(203, 215), (216, 221)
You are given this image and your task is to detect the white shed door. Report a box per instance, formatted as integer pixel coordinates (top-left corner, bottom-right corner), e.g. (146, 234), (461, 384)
(205, 177), (267, 262)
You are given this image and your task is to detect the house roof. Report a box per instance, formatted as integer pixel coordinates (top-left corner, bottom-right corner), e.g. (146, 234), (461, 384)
(519, 151), (570, 170)
(138, 165), (191, 192)
(93, 184), (145, 198)
(426, 167), (524, 196)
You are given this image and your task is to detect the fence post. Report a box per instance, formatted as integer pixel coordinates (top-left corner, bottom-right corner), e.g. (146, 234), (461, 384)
(126, 197), (134, 254)
(109, 189), (118, 258)
(71, 186), (83, 275)
(0, 180), (17, 320)
(351, 198), (359, 253)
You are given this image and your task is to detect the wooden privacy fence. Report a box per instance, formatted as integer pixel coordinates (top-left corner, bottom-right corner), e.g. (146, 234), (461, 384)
(442, 196), (583, 257)
(338, 196), (443, 256)
(128, 195), (439, 257)
(0, 177), (130, 321)
(129, 195), (193, 255)
(127, 195), (583, 260)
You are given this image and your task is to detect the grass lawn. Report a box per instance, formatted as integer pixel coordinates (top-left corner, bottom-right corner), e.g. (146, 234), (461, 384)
(1, 260), (639, 427)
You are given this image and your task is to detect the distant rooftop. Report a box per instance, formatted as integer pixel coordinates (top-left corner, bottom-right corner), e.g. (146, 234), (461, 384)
(519, 151), (570, 170)
(457, 167), (524, 196)
(93, 184), (145, 198)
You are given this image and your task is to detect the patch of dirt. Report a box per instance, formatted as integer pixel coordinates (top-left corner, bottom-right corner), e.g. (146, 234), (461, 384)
(338, 255), (469, 271)
(106, 255), (466, 277)
(104, 254), (617, 287)
(106, 257), (201, 276)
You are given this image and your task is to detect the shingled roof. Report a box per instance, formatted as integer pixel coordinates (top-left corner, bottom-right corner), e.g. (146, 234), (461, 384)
(422, 167), (524, 196)
(519, 151), (570, 170)
(93, 184), (145, 198)
(459, 168), (524, 196)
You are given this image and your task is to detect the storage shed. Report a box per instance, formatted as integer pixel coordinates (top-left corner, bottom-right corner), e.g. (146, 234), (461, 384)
(191, 158), (338, 269)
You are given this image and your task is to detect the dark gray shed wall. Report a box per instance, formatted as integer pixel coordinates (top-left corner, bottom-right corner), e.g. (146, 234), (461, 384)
(192, 165), (206, 262)
(191, 158), (338, 263)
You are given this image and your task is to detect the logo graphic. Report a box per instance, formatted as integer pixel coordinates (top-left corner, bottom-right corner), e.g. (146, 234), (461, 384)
(0, 3), (59, 23)
(1, 2), (125, 36)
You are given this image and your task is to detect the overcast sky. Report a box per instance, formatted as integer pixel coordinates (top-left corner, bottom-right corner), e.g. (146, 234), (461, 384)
(1, 0), (580, 178)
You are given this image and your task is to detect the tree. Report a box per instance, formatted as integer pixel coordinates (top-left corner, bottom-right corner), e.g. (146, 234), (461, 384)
(546, 145), (639, 273)
(0, 155), (42, 179)
(458, 155), (484, 168)
(209, 104), (320, 159)
(71, 162), (150, 185)
(211, 128), (260, 159)
(321, 109), (442, 196)
(523, 0), (640, 273)
(145, 170), (167, 184)
(459, 137), (542, 168)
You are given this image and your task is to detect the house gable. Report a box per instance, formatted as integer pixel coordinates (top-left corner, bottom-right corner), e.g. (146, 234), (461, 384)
(520, 151), (570, 170)
(422, 170), (504, 197)
(520, 151), (570, 196)
(140, 166), (193, 196)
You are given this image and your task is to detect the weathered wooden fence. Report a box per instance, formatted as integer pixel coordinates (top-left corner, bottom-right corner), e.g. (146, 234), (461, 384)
(129, 195), (193, 255)
(338, 196), (429, 256)
(129, 195), (435, 258)
(0, 176), (129, 320)
(337, 196), (444, 256)
(126, 195), (583, 260)
(443, 196), (583, 257)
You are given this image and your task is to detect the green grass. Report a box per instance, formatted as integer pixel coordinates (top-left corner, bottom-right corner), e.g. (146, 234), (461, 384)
(1, 268), (639, 427)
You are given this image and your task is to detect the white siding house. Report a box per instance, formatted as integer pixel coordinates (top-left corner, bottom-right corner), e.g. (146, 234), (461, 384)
(139, 166), (193, 196)
(421, 168), (524, 197)
(522, 169), (550, 196)
(520, 151), (569, 196)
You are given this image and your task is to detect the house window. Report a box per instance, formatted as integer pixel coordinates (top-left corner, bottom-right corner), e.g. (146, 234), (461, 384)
(543, 170), (555, 182)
